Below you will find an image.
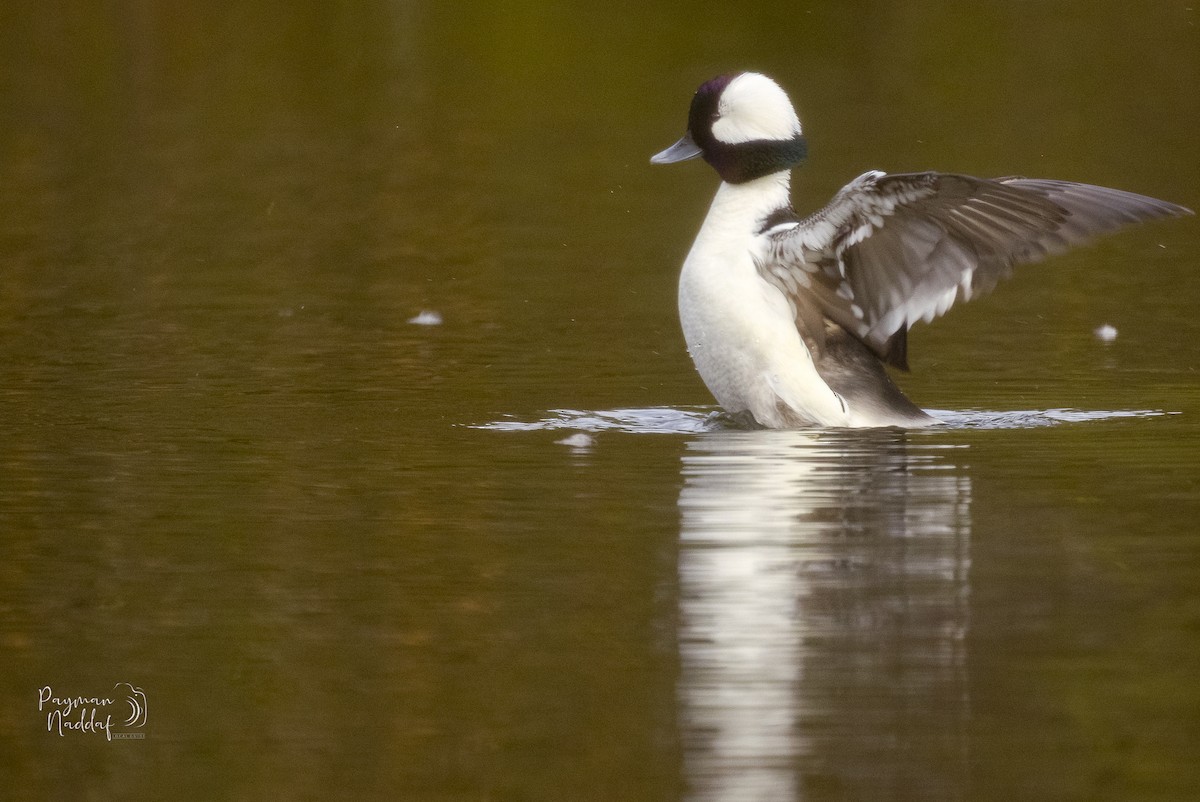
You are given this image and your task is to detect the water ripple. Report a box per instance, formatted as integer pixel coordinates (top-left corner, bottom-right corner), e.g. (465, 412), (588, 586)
(474, 406), (1173, 434)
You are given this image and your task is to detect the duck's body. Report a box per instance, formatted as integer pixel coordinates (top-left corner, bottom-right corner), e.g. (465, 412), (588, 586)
(677, 175), (847, 428)
(677, 171), (931, 427)
(652, 73), (1191, 428)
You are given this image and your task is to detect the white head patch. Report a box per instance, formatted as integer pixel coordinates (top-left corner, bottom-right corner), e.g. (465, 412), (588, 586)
(711, 72), (803, 145)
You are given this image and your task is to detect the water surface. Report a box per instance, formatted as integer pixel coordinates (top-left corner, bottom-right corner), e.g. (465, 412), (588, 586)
(2, 2), (1199, 800)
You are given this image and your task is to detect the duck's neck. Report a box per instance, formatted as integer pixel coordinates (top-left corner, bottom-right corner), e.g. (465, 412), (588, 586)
(696, 170), (793, 246)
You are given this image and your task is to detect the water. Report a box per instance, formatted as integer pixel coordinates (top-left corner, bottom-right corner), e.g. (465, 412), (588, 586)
(478, 406), (1176, 433)
(2, 2), (1199, 799)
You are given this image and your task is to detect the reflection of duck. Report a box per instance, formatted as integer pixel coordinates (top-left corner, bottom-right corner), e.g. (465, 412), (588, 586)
(114, 682), (148, 727)
(653, 73), (1192, 427)
(677, 430), (971, 799)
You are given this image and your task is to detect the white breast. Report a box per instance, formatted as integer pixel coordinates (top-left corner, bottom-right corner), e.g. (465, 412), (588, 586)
(676, 177), (850, 427)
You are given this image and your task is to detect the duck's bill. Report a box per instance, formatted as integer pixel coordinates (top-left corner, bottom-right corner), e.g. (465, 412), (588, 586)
(650, 134), (702, 164)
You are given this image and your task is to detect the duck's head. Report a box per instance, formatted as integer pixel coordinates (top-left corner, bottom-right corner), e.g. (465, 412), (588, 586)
(651, 72), (808, 184)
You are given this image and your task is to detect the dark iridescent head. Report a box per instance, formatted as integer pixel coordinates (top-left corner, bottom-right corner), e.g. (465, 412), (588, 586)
(651, 72), (808, 184)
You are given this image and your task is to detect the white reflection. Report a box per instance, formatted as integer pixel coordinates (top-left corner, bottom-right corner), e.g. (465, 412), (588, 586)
(678, 429), (971, 800)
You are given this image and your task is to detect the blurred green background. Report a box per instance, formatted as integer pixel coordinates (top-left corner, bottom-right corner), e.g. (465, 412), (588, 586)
(1, 2), (1197, 800)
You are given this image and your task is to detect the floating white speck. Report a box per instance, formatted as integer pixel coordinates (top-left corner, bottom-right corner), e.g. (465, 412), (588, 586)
(1093, 323), (1118, 342)
(555, 433), (595, 449)
(408, 310), (442, 326)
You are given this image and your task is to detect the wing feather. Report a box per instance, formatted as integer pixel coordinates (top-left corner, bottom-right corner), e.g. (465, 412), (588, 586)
(763, 171), (1191, 368)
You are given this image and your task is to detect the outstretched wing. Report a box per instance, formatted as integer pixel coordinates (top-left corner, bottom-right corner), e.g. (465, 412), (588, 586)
(762, 170), (1191, 369)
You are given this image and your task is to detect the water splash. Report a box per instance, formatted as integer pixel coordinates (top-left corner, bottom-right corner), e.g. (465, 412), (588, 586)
(927, 408), (1174, 429)
(474, 406), (1173, 435)
(476, 407), (717, 434)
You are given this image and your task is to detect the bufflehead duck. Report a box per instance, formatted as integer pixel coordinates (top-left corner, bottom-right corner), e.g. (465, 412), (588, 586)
(652, 72), (1191, 428)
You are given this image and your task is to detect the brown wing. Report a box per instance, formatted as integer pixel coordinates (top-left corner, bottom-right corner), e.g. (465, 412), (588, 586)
(764, 170), (1191, 369)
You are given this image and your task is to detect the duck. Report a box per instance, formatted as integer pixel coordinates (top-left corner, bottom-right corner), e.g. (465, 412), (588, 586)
(651, 72), (1191, 428)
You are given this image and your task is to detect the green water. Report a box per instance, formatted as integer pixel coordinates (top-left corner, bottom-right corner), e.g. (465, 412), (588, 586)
(2, 2), (1198, 799)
